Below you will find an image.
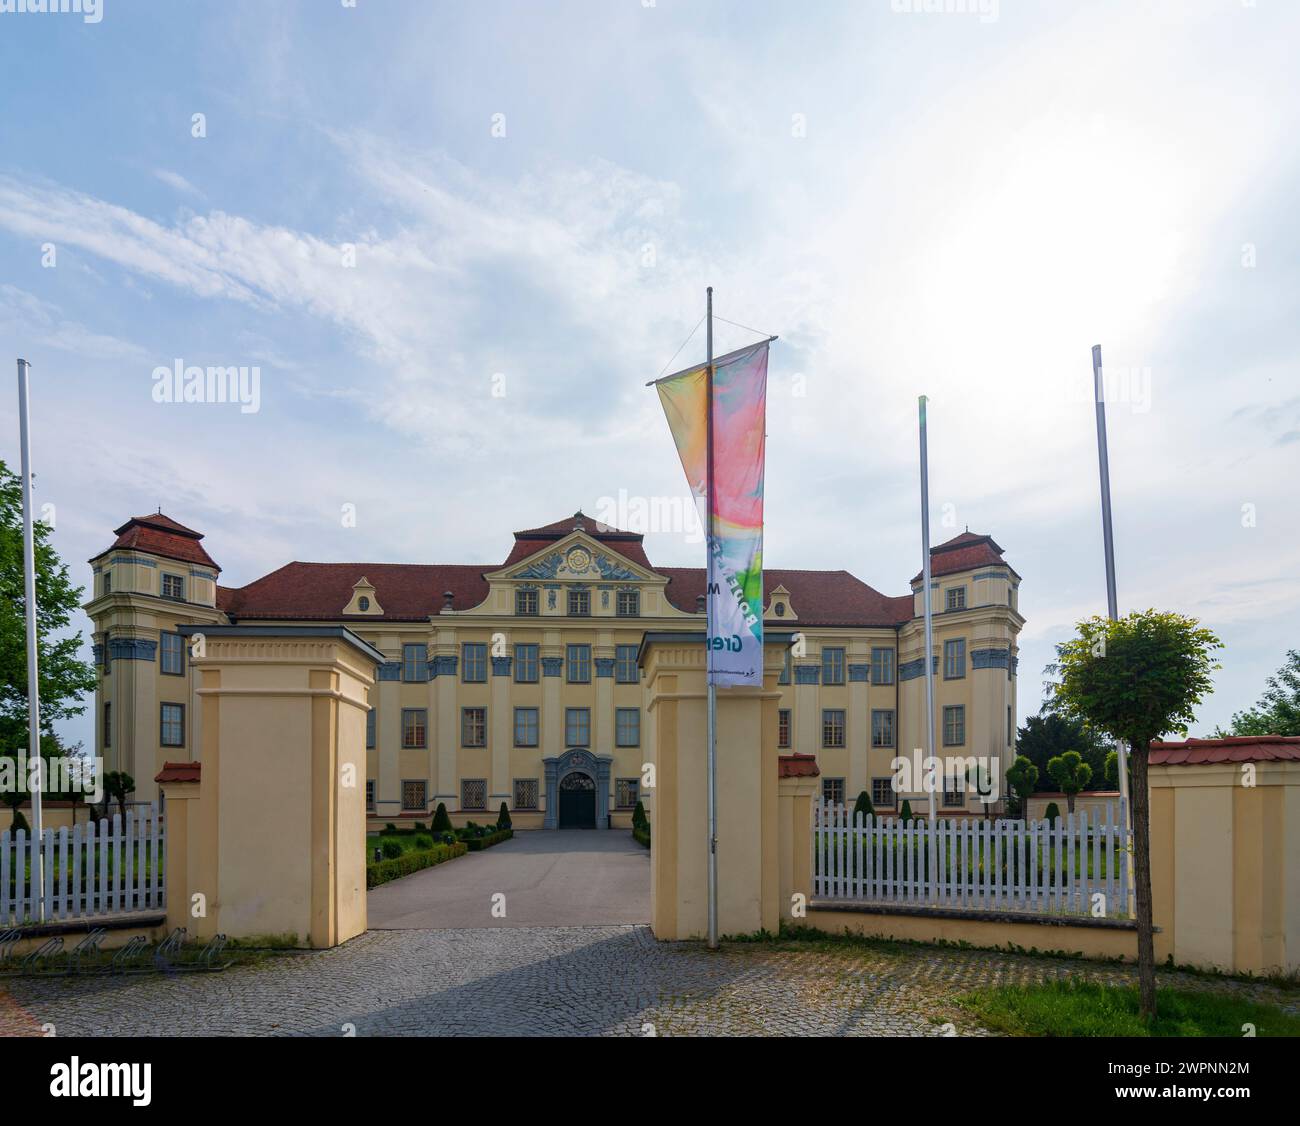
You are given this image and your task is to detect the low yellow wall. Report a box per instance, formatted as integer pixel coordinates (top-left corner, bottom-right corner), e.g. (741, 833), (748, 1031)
(1150, 759), (1299, 976)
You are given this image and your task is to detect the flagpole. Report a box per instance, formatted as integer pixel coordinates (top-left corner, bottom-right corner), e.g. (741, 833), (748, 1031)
(1092, 345), (1133, 915)
(919, 396), (937, 901)
(705, 287), (719, 950)
(17, 358), (45, 923)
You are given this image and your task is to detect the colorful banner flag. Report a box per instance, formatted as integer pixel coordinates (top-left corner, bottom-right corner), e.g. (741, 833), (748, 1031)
(655, 339), (768, 686)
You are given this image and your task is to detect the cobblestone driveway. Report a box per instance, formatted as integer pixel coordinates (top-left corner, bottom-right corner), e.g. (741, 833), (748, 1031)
(4, 927), (1294, 1037)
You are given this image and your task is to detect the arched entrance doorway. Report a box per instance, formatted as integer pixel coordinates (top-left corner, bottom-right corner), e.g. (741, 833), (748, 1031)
(542, 748), (613, 829)
(558, 771), (596, 828)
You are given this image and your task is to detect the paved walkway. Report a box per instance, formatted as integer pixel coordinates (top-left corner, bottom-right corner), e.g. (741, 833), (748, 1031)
(5, 927), (1295, 1037)
(368, 829), (649, 929)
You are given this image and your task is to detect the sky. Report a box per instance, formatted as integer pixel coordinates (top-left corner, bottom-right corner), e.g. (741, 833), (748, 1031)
(0, 0), (1297, 755)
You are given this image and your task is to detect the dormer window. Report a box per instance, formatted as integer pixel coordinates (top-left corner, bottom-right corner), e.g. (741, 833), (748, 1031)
(774, 601), (785, 617)
(161, 573), (185, 602)
(358, 596), (370, 612)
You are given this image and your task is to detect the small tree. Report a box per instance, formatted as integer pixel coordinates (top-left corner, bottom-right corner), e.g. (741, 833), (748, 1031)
(1054, 609), (1221, 1021)
(1217, 649), (1300, 737)
(852, 790), (874, 821)
(899, 799), (914, 824)
(1044, 801), (1060, 825)
(1046, 750), (1092, 814)
(102, 771), (135, 822)
(431, 802), (452, 832)
(496, 801), (512, 831)
(1005, 755), (1039, 820)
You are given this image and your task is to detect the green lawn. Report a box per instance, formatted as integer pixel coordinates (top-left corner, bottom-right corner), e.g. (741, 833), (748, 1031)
(958, 980), (1300, 1037)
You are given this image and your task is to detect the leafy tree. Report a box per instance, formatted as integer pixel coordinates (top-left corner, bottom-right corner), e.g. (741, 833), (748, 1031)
(1016, 712), (1109, 792)
(1046, 750), (1092, 813)
(1004, 755), (1039, 820)
(852, 790), (874, 821)
(1216, 649), (1300, 737)
(0, 459), (98, 752)
(102, 771), (135, 822)
(1053, 609), (1222, 1021)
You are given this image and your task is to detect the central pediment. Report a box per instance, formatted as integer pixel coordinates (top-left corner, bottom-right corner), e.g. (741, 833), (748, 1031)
(492, 530), (657, 584)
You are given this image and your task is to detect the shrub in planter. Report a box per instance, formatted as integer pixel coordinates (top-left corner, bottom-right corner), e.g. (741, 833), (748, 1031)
(381, 838), (403, 859)
(496, 802), (512, 831)
(431, 803), (452, 832)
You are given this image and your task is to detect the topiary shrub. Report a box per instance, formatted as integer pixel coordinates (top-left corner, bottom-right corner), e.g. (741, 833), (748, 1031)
(384, 822), (398, 834)
(11, 810), (30, 834)
(381, 838), (403, 859)
(409, 822), (425, 833)
(632, 800), (647, 830)
(900, 799), (914, 824)
(496, 802), (512, 831)
(1044, 801), (1061, 826)
(414, 834), (433, 850)
(852, 790), (874, 821)
(431, 803), (452, 832)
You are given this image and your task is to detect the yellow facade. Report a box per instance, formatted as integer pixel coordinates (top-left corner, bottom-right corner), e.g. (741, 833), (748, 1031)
(85, 512), (1023, 828)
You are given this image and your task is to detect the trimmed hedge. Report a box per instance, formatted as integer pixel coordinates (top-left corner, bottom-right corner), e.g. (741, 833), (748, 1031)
(632, 824), (650, 849)
(464, 828), (513, 852)
(366, 841), (468, 889)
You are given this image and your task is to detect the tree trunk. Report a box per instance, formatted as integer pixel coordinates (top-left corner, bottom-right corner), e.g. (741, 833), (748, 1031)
(1128, 740), (1157, 1020)
(1066, 791), (1076, 814)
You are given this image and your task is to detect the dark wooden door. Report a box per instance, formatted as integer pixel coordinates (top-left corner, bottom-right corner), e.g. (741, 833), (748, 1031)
(558, 772), (596, 828)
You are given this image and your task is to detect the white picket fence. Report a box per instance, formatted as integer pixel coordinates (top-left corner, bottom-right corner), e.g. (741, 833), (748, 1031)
(813, 798), (1131, 918)
(0, 804), (165, 926)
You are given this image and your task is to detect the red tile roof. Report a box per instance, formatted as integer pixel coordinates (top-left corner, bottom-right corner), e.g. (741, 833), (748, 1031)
(220, 562), (491, 621)
(659, 567), (914, 627)
(911, 531), (1018, 584)
(92, 513), (221, 572)
(778, 752), (820, 778)
(1148, 736), (1300, 765)
(501, 511), (653, 569)
(154, 761), (201, 783)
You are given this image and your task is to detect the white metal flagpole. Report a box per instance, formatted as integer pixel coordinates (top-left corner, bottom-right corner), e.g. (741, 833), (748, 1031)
(17, 358), (45, 922)
(705, 288), (719, 950)
(918, 396), (938, 901)
(1091, 345), (1133, 915)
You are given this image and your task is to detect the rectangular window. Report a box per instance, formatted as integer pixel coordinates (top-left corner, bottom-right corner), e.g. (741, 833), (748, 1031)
(778, 708), (791, 749)
(103, 570), (112, 595)
(402, 708), (427, 749)
(779, 649), (791, 685)
(402, 643), (428, 682)
(161, 573), (185, 602)
(565, 707), (590, 747)
(160, 702), (184, 747)
(822, 709), (845, 748)
(103, 702), (111, 749)
(102, 631), (111, 675)
(514, 707), (539, 747)
(366, 707), (376, 749)
(514, 778), (539, 810)
(615, 778), (640, 809)
(871, 647), (895, 685)
(514, 643), (539, 683)
(821, 647), (845, 685)
(401, 780), (426, 812)
(944, 638), (966, 679)
(871, 777), (897, 809)
(567, 589), (590, 616)
(461, 779), (487, 811)
(462, 707), (487, 748)
(615, 644), (639, 684)
(366, 780), (375, 812)
(616, 707), (640, 747)
(943, 786), (965, 808)
(616, 591), (640, 617)
(515, 588), (539, 616)
(871, 709), (895, 748)
(945, 586), (967, 612)
(462, 642), (487, 683)
(822, 778), (846, 806)
(160, 631), (185, 676)
(1008, 705), (1014, 747)
(566, 643), (591, 683)
(943, 705), (966, 746)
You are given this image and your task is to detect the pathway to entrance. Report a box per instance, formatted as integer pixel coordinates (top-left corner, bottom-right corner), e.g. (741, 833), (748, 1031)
(367, 829), (649, 930)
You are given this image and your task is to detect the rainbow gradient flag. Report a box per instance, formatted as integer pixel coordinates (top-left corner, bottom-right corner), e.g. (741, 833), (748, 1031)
(655, 339), (769, 686)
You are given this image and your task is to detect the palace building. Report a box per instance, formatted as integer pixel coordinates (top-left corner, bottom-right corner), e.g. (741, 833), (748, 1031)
(85, 510), (1023, 829)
